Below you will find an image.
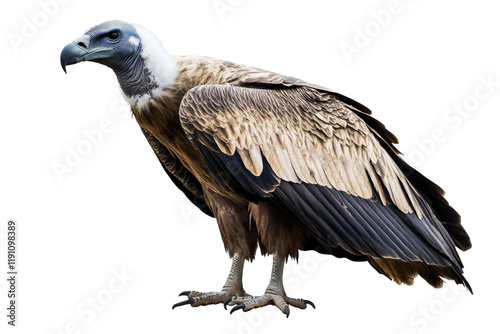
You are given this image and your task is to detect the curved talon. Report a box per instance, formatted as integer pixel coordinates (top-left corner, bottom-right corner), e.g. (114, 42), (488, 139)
(304, 299), (316, 309)
(172, 299), (194, 309)
(179, 291), (191, 297)
(223, 297), (234, 310)
(230, 303), (246, 314)
(285, 305), (290, 318)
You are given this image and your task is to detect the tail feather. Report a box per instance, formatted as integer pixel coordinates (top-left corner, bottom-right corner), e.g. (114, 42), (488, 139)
(368, 257), (472, 293)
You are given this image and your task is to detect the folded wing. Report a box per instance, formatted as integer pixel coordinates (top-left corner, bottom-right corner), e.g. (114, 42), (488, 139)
(179, 84), (470, 291)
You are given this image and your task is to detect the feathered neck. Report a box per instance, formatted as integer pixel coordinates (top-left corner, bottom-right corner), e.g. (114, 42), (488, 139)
(119, 24), (179, 109)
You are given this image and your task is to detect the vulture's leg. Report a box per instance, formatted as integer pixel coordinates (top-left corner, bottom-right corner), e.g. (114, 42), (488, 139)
(172, 253), (250, 309)
(225, 254), (315, 317)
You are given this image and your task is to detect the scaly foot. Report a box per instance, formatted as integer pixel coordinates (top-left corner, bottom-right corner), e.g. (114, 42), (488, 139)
(225, 254), (315, 317)
(172, 253), (249, 309)
(225, 294), (314, 317)
(173, 289), (250, 309)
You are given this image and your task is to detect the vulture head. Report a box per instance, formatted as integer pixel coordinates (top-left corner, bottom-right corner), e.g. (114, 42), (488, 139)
(60, 20), (179, 107)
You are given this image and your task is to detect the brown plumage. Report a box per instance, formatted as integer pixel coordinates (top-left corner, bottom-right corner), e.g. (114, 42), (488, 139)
(135, 55), (470, 290)
(61, 22), (472, 315)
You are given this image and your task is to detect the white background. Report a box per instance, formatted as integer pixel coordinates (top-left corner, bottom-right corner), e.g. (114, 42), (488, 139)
(1, 0), (498, 333)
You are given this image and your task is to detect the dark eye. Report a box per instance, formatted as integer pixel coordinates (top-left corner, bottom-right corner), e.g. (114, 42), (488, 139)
(108, 31), (120, 40)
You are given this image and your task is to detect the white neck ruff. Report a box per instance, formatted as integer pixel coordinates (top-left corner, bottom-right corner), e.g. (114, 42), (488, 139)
(122, 24), (179, 109)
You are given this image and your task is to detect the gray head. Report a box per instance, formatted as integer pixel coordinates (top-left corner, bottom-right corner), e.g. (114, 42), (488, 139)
(61, 20), (178, 108)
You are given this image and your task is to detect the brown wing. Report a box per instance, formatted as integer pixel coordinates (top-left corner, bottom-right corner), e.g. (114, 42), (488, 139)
(237, 69), (401, 150)
(179, 84), (471, 291)
(183, 84), (418, 215)
(236, 71), (470, 251)
(141, 128), (213, 217)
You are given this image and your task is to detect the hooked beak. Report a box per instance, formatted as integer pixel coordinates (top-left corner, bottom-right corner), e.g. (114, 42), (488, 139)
(60, 35), (113, 73)
(60, 35), (91, 73)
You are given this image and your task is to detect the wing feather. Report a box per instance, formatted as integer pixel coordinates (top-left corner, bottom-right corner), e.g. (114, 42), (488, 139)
(140, 128), (213, 217)
(182, 84), (416, 214)
(179, 83), (470, 291)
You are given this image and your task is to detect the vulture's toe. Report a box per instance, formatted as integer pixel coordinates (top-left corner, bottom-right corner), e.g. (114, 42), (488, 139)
(227, 293), (315, 317)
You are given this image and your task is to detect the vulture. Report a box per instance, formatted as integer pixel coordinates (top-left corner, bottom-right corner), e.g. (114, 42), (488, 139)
(60, 20), (472, 317)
